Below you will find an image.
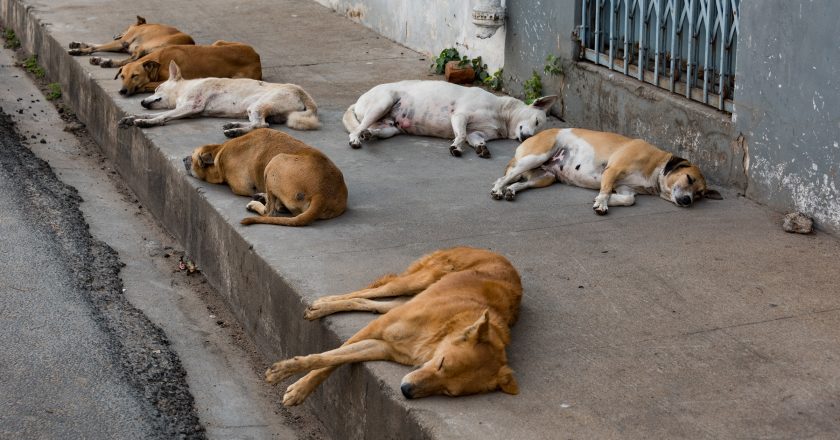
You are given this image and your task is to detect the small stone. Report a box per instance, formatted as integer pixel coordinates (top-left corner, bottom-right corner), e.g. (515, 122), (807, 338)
(782, 212), (813, 234)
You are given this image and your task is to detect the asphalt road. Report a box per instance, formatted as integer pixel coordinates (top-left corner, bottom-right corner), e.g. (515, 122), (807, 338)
(0, 110), (204, 439)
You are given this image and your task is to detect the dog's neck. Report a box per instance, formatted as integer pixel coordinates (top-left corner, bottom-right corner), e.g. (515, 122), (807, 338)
(655, 162), (670, 196)
(500, 98), (525, 138)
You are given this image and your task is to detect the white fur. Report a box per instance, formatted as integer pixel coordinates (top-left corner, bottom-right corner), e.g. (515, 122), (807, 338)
(343, 80), (556, 157)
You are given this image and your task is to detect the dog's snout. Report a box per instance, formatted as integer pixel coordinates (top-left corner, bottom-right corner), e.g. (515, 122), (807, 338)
(400, 383), (414, 399)
(677, 195), (693, 206)
(182, 156), (192, 171)
(140, 99), (151, 109)
(119, 88), (128, 96)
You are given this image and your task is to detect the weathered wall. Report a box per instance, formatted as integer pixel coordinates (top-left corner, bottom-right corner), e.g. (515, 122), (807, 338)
(313, 0), (507, 70)
(733, 0), (840, 234)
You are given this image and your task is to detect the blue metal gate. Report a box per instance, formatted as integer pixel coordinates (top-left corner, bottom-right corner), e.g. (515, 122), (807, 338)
(579, 0), (739, 112)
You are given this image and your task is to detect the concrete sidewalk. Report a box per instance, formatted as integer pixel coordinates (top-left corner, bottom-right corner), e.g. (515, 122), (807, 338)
(3, 0), (840, 438)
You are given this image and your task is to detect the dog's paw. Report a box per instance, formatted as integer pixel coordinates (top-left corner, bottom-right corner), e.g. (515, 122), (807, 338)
(68, 41), (82, 49)
(349, 139), (362, 149)
(283, 379), (315, 407)
(265, 359), (300, 385)
(89, 56), (102, 65)
(475, 144), (491, 158)
(504, 189), (516, 201)
(491, 189), (504, 200)
(68, 48), (84, 56)
(593, 195), (609, 215)
(224, 128), (246, 138)
(99, 59), (114, 68)
(359, 129), (373, 141)
(449, 145), (463, 157)
(246, 200), (265, 214)
(117, 116), (135, 128)
(133, 119), (155, 128)
(251, 193), (267, 204)
(222, 122), (242, 130)
(303, 302), (334, 320)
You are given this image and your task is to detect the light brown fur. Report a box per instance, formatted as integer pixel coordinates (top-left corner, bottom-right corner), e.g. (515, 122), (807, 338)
(185, 128), (346, 226)
(265, 247), (523, 406)
(68, 16), (194, 68)
(491, 128), (722, 213)
(116, 41), (262, 95)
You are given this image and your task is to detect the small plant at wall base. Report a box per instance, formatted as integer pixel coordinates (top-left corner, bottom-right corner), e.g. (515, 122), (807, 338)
(22, 55), (45, 78)
(544, 54), (563, 76)
(432, 48), (461, 74)
(483, 68), (503, 91)
(46, 83), (61, 101)
(4, 28), (21, 49)
(523, 70), (543, 104)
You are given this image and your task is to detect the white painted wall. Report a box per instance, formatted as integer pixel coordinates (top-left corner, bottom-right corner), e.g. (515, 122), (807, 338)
(314, 0), (506, 71)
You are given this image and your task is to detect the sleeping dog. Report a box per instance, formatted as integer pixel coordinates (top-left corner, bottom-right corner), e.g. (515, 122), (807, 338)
(343, 80), (557, 158)
(491, 128), (722, 214)
(68, 16), (194, 68)
(118, 61), (319, 136)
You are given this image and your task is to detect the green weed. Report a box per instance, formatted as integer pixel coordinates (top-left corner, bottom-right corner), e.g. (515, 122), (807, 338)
(4, 28), (21, 49)
(523, 70), (543, 104)
(22, 55), (45, 78)
(46, 82), (62, 100)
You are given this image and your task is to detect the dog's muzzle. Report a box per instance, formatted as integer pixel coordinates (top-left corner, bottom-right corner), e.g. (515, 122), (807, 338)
(400, 382), (415, 399)
(676, 195), (693, 207)
(517, 133), (531, 142)
(119, 88), (128, 96)
(182, 156), (192, 172)
(140, 97), (160, 109)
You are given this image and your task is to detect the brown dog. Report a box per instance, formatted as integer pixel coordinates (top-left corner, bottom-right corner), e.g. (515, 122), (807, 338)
(116, 41), (262, 96)
(265, 247), (522, 406)
(68, 16), (194, 68)
(184, 128), (347, 226)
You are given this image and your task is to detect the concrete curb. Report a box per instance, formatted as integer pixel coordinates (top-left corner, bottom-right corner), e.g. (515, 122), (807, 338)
(1, 2), (434, 439)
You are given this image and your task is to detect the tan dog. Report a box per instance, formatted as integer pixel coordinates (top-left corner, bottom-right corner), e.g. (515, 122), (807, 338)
(491, 128), (722, 214)
(116, 41), (262, 96)
(184, 128), (347, 226)
(265, 247), (522, 406)
(68, 16), (194, 68)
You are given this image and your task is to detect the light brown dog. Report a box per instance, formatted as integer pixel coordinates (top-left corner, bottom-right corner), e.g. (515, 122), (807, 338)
(116, 41), (262, 96)
(265, 247), (522, 406)
(491, 128), (722, 214)
(68, 16), (194, 68)
(184, 128), (347, 226)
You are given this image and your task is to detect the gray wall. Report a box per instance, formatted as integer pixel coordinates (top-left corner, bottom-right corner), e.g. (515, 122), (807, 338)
(503, 0), (838, 234)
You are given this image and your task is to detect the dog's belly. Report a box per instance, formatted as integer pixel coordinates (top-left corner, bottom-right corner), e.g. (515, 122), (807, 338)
(385, 97), (455, 137)
(540, 146), (604, 190)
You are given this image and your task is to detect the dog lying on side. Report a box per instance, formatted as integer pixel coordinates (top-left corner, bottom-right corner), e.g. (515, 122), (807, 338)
(115, 40), (262, 96)
(184, 128), (347, 226)
(68, 16), (194, 68)
(343, 80), (557, 158)
(118, 61), (319, 136)
(265, 247), (522, 405)
(491, 128), (722, 214)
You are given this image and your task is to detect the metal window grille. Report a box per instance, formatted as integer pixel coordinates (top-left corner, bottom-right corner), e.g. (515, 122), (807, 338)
(579, 0), (740, 112)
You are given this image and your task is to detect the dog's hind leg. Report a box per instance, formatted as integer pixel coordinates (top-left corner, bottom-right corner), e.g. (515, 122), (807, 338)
(348, 99), (396, 148)
(125, 105), (202, 128)
(308, 270), (441, 310)
(608, 185), (636, 206)
(223, 104), (270, 138)
(491, 153), (550, 199)
(265, 339), (392, 385)
(304, 297), (409, 320)
(502, 168), (557, 201)
(283, 367), (337, 406)
(448, 113), (468, 157)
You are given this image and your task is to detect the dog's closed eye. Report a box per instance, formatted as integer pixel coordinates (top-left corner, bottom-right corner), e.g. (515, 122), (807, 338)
(437, 357), (445, 371)
(687, 175), (694, 185)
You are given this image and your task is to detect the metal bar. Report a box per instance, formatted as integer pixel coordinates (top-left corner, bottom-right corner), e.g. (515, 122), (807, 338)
(609, 0), (616, 70)
(686, 0), (695, 99)
(668, 0), (678, 92)
(638, 0), (646, 80)
(701, 0), (711, 104)
(581, 0), (589, 51)
(717, 0), (728, 109)
(594, 0), (602, 65)
(623, 0), (630, 74)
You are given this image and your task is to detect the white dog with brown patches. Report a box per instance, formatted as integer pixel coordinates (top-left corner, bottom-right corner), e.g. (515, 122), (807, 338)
(343, 80), (557, 158)
(491, 128), (722, 214)
(118, 61), (319, 137)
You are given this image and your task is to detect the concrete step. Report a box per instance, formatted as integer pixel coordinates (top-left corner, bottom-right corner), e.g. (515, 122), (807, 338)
(4, 0), (840, 439)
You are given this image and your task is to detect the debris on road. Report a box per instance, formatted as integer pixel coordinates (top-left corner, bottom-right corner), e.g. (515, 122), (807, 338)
(783, 211), (813, 234)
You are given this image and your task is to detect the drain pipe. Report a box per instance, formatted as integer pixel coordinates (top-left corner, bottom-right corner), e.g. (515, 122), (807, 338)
(472, 0), (505, 39)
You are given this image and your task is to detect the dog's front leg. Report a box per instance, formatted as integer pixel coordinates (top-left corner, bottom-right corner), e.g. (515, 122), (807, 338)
(466, 131), (490, 158)
(448, 113), (468, 157)
(68, 39), (125, 56)
(608, 185), (637, 207)
(593, 167), (622, 215)
(133, 106), (201, 128)
(502, 169), (556, 201)
(283, 367), (337, 406)
(265, 339), (392, 385)
(491, 154), (549, 199)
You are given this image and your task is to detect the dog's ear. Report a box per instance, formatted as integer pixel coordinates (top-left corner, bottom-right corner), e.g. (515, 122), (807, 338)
(462, 310), (491, 343)
(530, 95), (558, 112)
(497, 365), (519, 395)
(703, 188), (723, 200)
(168, 60), (183, 81)
(136, 16), (147, 25)
(663, 155), (690, 175)
(142, 60), (161, 79)
(114, 67), (123, 80)
(199, 152), (214, 167)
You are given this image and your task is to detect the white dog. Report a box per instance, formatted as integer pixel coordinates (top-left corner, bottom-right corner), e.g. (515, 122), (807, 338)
(118, 61), (319, 137)
(343, 80), (557, 158)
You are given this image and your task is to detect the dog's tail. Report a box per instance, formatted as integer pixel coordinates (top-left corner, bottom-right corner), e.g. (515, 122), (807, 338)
(286, 88), (321, 131)
(240, 195), (324, 227)
(342, 104), (359, 133)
